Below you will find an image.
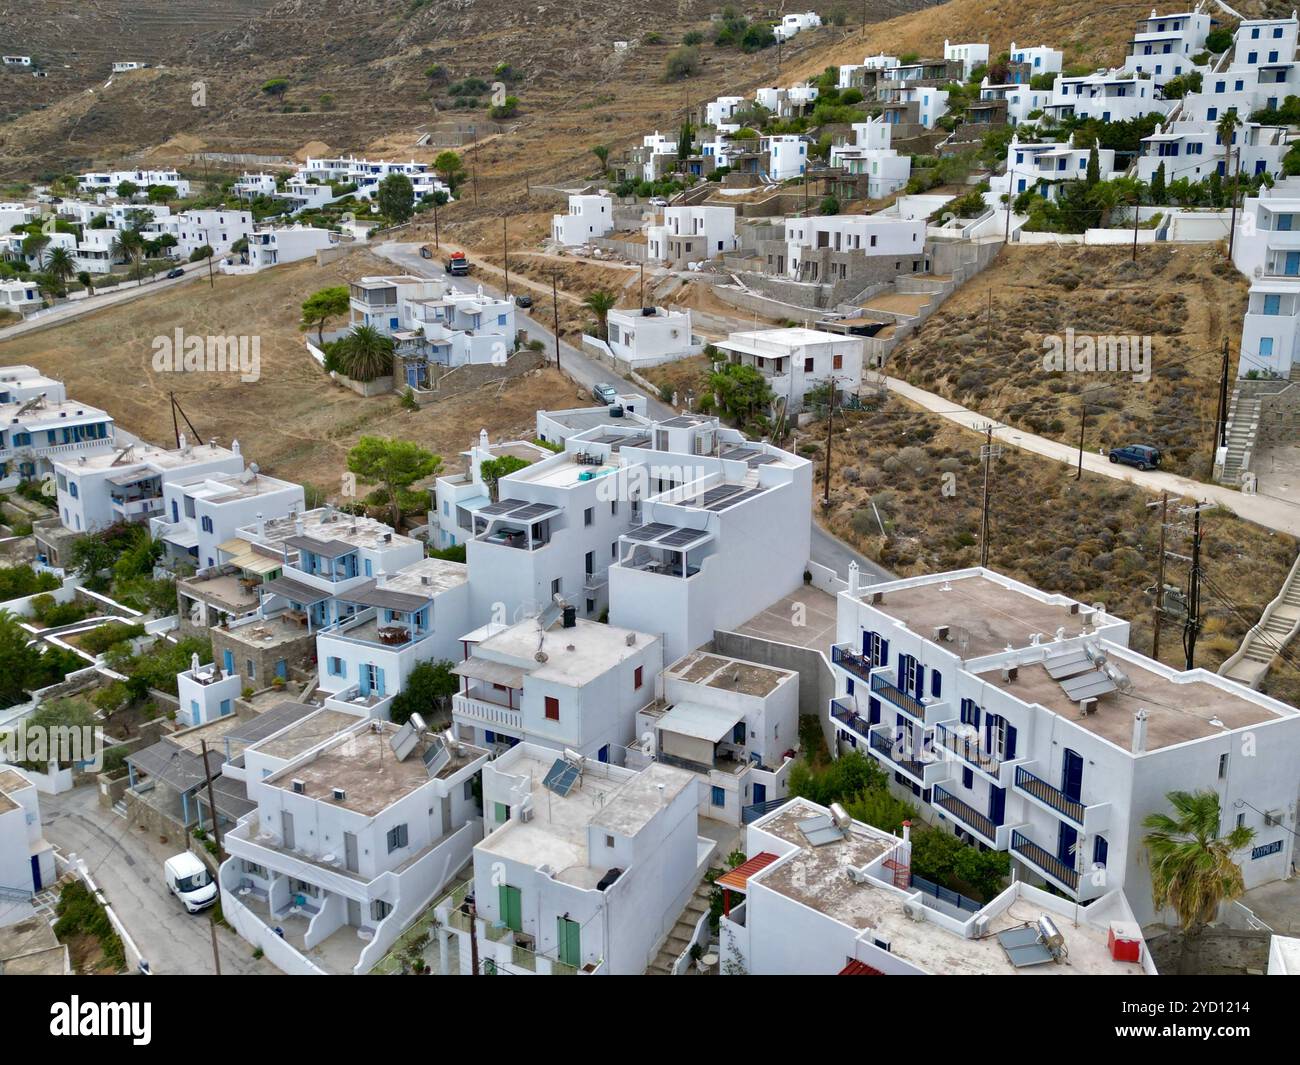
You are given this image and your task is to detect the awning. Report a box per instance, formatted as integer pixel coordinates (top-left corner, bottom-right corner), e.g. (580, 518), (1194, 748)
(217, 537), (250, 555)
(655, 701), (744, 744)
(340, 580), (430, 614)
(839, 959), (885, 975)
(261, 575), (332, 606)
(452, 657), (526, 689)
(229, 551), (282, 576)
(283, 534), (356, 559)
(127, 740), (221, 794)
(716, 852), (780, 892)
(162, 527), (199, 550)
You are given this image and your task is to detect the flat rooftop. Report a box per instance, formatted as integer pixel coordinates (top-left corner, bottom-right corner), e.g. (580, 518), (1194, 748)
(507, 452), (624, 489)
(222, 612), (317, 650)
(475, 616), (654, 687)
(180, 470), (299, 502)
(0, 768), (32, 796)
(980, 645), (1291, 752)
(480, 752), (692, 888)
(862, 574), (1094, 659)
(241, 506), (416, 554)
(267, 723), (484, 816)
(0, 397), (110, 424)
(668, 650), (794, 698)
(377, 556), (468, 597)
(56, 441), (235, 473)
(249, 708), (359, 762)
(755, 801), (1145, 975)
(542, 405), (649, 434)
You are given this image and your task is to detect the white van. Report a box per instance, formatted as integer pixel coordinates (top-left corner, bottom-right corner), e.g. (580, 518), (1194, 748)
(164, 853), (218, 914)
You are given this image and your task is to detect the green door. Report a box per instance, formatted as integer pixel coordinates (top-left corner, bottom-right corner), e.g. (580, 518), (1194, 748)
(557, 916), (581, 967)
(499, 884), (522, 932)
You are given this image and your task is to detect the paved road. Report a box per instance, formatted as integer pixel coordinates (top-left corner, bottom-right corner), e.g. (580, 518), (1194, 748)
(0, 261), (208, 341)
(886, 377), (1300, 536)
(374, 241), (893, 583)
(41, 785), (274, 975)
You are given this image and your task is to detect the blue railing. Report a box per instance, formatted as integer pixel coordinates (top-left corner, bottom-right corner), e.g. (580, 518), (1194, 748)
(871, 672), (927, 720)
(1014, 766), (1085, 826)
(742, 797), (792, 824)
(830, 697), (872, 737)
(868, 729), (930, 780)
(934, 722), (1001, 775)
(932, 785), (1000, 843)
(910, 874), (983, 914)
(831, 644), (874, 683)
(1011, 830), (1079, 892)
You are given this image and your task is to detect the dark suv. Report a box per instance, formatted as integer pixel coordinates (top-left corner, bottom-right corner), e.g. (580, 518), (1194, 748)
(1108, 444), (1161, 471)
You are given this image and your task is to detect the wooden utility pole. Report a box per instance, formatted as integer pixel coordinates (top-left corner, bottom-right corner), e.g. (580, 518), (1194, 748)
(1076, 398), (1087, 481)
(1214, 337), (1231, 454)
(502, 216), (510, 296)
(209, 916), (222, 976)
(822, 380), (836, 507)
(1152, 492), (1169, 659)
(1131, 189), (1141, 263)
(1227, 141), (1241, 261)
(1183, 505), (1204, 670)
(639, 262), (645, 308)
(432, 197), (440, 250)
(985, 288), (993, 362)
(979, 424), (996, 567)
(199, 739), (224, 861)
(551, 272), (561, 371)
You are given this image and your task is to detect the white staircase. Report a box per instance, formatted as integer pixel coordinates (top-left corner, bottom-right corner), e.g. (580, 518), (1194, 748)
(1220, 551), (1300, 688)
(1218, 388), (1260, 485)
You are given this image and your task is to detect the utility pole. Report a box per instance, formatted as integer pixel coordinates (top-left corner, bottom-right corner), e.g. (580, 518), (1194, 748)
(979, 424), (997, 567)
(639, 262), (645, 308)
(551, 272), (561, 372)
(1076, 397), (1087, 481)
(199, 739), (224, 861)
(502, 216), (510, 296)
(985, 287), (993, 362)
(1227, 141), (1241, 261)
(209, 916), (222, 976)
(1183, 504), (1204, 670)
(822, 379), (837, 507)
(1004, 172), (1015, 242)
(1151, 492), (1169, 659)
(170, 390), (181, 449)
(432, 197), (441, 250)
(1131, 189), (1141, 263)
(1215, 337), (1231, 451)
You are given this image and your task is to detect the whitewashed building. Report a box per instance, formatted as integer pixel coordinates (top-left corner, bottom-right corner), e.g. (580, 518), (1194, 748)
(604, 306), (700, 368)
(244, 225), (336, 270)
(451, 611), (662, 762)
(436, 742), (710, 974)
(721, 798), (1155, 975)
(763, 134), (808, 181)
(220, 715), (489, 974)
(0, 767), (56, 894)
(774, 11), (821, 41)
(77, 168), (190, 198)
(646, 205), (737, 266)
(0, 392), (115, 491)
(717, 327), (866, 411)
(428, 433), (553, 551)
(551, 193), (614, 246)
(829, 118), (912, 197)
(1232, 176), (1300, 377)
(944, 40), (990, 79)
(632, 649), (798, 825)
(827, 567), (1300, 925)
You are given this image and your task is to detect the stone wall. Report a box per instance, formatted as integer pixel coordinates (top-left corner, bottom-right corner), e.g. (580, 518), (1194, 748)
(1144, 926), (1272, 976)
(710, 631), (837, 752)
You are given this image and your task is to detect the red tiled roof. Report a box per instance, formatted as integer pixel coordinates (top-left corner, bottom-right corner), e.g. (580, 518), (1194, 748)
(839, 959), (885, 975)
(716, 851), (780, 891)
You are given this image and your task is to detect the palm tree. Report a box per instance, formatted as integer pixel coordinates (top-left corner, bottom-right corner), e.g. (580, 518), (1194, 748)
(591, 144), (610, 176)
(1143, 789), (1254, 941)
(1217, 109), (1244, 258)
(583, 289), (618, 338)
(336, 325), (396, 382)
(77, 270), (94, 296)
(42, 246), (76, 294)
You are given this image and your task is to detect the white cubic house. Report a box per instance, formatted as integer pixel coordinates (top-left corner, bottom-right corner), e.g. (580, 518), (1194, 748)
(551, 193), (614, 246)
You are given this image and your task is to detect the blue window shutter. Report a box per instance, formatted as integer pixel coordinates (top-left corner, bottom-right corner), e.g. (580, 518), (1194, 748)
(879, 639), (889, 666)
(1005, 723), (1018, 758)
(961, 767), (973, 789)
(930, 671), (942, 698)
(862, 629), (872, 656)
(897, 655), (907, 688)
(1093, 836), (1109, 865)
(868, 697), (881, 725)
(845, 678), (854, 695)
(375, 666), (385, 696)
(913, 663), (924, 698)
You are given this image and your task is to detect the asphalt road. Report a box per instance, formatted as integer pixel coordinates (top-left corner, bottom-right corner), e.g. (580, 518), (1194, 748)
(373, 241), (893, 583)
(41, 785), (274, 975)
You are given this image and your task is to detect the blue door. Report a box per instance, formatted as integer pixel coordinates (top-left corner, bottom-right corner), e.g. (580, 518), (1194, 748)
(405, 363), (420, 388)
(275, 659), (287, 680)
(988, 786), (1006, 826)
(753, 782), (767, 805)
(223, 649), (234, 674)
(1061, 748), (1083, 802)
(1058, 822), (1078, 867)
(30, 854), (41, 892)
(1285, 251), (1300, 276)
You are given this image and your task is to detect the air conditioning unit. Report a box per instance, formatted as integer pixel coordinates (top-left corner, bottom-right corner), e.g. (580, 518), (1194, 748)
(291, 778), (306, 794)
(903, 899), (927, 922)
(846, 865), (870, 884)
(1001, 665), (1018, 683)
(520, 805), (535, 823)
(1264, 809), (1285, 827)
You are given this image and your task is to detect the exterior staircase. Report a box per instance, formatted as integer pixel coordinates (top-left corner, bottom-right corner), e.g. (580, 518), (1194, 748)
(1220, 550), (1300, 688)
(645, 878), (714, 975)
(1218, 388), (1260, 486)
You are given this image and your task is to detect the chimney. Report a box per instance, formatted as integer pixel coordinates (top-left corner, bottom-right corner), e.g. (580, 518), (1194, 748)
(294, 518), (304, 537)
(255, 512), (264, 536)
(847, 559), (859, 595)
(479, 428), (489, 451)
(562, 604), (577, 629)
(232, 438), (241, 455)
(1132, 708), (1149, 755)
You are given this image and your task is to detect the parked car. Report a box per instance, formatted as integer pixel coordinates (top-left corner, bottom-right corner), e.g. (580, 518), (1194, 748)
(1108, 444), (1161, 471)
(592, 382), (618, 405)
(163, 853), (218, 914)
(165, 267), (185, 279)
(648, 196), (669, 207)
(515, 294), (533, 308)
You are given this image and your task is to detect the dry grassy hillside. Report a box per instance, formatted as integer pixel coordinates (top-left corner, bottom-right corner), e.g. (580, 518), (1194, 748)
(887, 244), (1248, 477)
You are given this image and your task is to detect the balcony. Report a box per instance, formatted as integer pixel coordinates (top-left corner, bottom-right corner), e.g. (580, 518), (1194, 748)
(320, 607), (427, 650)
(932, 785), (1008, 849)
(452, 691), (522, 731)
(1013, 766), (1111, 834)
(934, 722), (1004, 781)
(830, 696), (873, 740)
(831, 644), (874, 684)
(110, 495), (164, 519)
(1011, 829), (1080, 896)
(866, 725), (948, 788)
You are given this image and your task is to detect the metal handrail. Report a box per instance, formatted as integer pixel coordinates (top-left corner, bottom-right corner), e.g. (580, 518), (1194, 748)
(1011, 830), (1079, 891)
(1014, 766), (1085, 825)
